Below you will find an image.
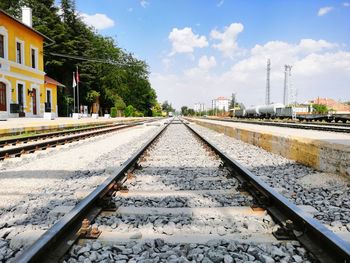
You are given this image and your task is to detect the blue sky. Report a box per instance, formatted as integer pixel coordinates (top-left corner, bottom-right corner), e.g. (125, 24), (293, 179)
(70, 0), (350, 109)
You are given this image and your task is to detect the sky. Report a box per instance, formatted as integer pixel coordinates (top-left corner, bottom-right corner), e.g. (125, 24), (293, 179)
(69, 0), (350, 110)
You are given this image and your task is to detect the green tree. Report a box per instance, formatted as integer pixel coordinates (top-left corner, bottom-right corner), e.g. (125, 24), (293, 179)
(124, 105), (135, 117)
(312, 104), (328, 114)
(151, 103), (162, 117)
(181, 106), (188, 116)
(162, 101), (175, 113)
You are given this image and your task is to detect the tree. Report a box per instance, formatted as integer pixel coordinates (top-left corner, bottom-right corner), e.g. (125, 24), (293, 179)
(151, 103), (162, 117)
(312, 104), (328, 114)
(181, 106), (188, 116)
(124, 105), (135, 117)
(162, 101), (175, 113)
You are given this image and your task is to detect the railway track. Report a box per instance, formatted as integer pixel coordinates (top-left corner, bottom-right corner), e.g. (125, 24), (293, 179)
(14, 118), (350, 263)
(204, 117), (350, 133)
(0, 119), (154, 160)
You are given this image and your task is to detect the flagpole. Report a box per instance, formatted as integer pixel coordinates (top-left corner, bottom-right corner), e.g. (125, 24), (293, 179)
(77, 66), (80, 113)
(73, 72), (76, 113)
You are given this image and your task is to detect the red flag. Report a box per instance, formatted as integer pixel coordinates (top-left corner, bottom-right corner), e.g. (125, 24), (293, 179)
(76, 67), (80, 83)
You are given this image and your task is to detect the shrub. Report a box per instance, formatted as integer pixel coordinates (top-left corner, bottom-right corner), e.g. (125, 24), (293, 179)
(134, 111), (144, 117)
(110, 107), (117, 117)
(124, 105), (135, 117)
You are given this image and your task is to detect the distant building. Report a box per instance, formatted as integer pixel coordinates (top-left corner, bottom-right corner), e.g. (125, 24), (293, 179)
(194, 103), (205, 112)
(309, 98), (350, 113)
(212, 96), (230, 111)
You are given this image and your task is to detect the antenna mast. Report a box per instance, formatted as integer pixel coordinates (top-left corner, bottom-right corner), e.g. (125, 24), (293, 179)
(283, 65), (292, 105)
(265, 59), (271, 104)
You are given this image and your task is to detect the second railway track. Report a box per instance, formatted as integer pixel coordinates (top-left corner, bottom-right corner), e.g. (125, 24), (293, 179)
(14, 118), (350, 263)
(204, 117), (350, 133)
(0, 119), (156, 160)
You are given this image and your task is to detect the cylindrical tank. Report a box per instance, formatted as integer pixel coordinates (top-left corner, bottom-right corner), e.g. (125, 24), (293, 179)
(234, 109), (245, 117)
(259, 103), (285, 116)
(246, 106), (260, 116)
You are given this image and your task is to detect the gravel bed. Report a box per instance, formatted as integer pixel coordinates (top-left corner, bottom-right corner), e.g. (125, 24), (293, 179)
(189, 122), (350, 231)
(95, 213), (275, 235)
(65, 239), (315, 263)
(125, 177), (239, 191)
(0, 123), (163, 262)
(113, 194), (254, 208)
(64, 123), (317, 263)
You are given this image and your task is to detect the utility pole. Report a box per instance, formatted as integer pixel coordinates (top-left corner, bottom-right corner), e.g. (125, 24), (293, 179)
(283, 65), (292, 105)
(265, 59), (271, 105)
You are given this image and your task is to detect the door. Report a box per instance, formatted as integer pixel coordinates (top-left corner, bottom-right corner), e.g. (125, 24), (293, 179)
(0, 82), (6, 111)
(32, 88), (37, 115)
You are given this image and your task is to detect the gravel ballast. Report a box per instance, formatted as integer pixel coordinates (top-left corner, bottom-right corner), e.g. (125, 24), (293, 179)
(0, 122), (164, 262)
(189, 121), (350, 231)
(65, 123), (315, 263)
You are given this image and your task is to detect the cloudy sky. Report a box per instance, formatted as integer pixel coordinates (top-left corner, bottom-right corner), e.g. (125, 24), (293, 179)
(70, 0), (350, 109)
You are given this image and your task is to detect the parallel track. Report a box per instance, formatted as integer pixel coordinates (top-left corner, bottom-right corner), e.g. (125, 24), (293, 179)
(204, 117), (350, 133)
(0, 120), (154, 160)
(14, 118), (350, 263)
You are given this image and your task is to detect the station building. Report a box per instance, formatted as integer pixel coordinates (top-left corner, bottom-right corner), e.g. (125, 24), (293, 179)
(0, 8), (62, 118)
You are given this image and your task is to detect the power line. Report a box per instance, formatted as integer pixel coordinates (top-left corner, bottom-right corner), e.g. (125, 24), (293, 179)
(47, 52), (128, 66)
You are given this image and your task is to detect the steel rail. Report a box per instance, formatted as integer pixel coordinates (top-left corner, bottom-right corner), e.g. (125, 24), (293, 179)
(0, 119), (159, 148)
(204, 117), (350, 133)
(0, 123), (123, 148)
(183, 119), (350, 263)
(0, 121), (148, 160)
(14, 121), (169, 263)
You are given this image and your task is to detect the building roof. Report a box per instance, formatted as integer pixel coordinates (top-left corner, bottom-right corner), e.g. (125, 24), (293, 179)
(0, 9), (54, 44)
(214, 96), (230, 100)
(309, 97), (350, 112)
(45, 75), (65, 87)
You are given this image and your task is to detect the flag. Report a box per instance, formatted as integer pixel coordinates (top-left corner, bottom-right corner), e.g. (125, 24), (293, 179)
(76, 67), (80, 83)
(72, 72), (77, 88)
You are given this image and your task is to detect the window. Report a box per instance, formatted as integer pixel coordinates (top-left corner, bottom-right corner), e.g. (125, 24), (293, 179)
(17, 83), (24, 108)
(0, 35), (4, 58)
(31, 48), (36, 69)
(16, 42), (22, 64)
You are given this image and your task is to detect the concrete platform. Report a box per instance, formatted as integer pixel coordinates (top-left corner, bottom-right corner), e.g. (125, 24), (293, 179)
(187, 118), (350, 177)
(0, 117), (150, 137)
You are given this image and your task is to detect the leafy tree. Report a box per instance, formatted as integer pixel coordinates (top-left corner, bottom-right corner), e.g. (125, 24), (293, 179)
(151, 103), (162, 117)
(162, 101), (175, 113)
(181, 106), (188, 116)
(86, 90), (100, 103)
(312, 104), (329, 114)
(124, 105), (135, 117)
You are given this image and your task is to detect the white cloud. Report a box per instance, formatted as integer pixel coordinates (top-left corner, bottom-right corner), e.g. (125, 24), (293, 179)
(140, 0), (149, 8)
(318, 6), (333, 16)
(198, 55), (217, 70)
(217, 0), (224, 7)
(80, 13), (115, 30)
(343, 2), (350, 7)
(168, 27), (208, 55)
(151, 39), (350, 109)
(210, 23), (244, 58)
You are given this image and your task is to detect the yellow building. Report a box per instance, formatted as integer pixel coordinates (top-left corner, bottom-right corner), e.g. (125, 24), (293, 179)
(0, 7), (60, 118)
